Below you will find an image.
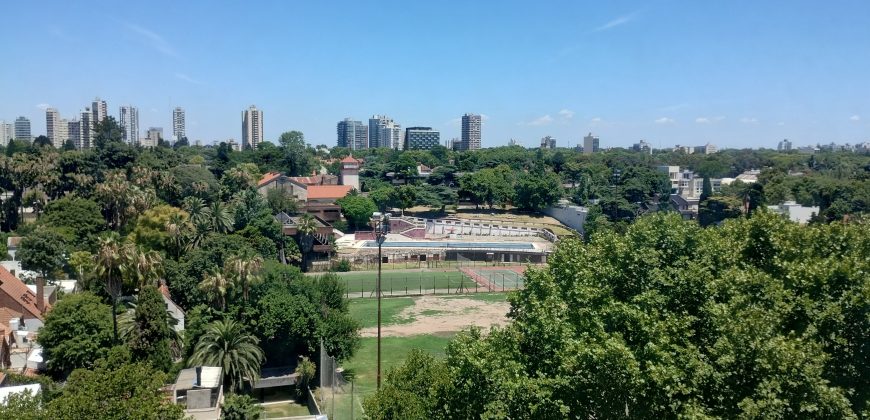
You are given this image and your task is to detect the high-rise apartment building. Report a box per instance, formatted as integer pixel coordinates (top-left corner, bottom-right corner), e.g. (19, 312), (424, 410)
(460, 113), (482, 150)
(46, 108), (62, 147)
(337, 118), (368, 150)
(540, 136), (556, 149)
(404, 127), (441, 150)
(0, 121), (14, 145)
(172, 107), (186, 142)
(119, 106), (139, 145)
(79, 108), (92, 149)
(777, 139), (792, 151)
(67, 120), (81, 149)
(583, 132), (599, 155)
(241, 105), (264, 149)
(368, 115), (403, 149)
(14, 117), (31, 141)
(145, 127), (163, 148)
(632, 140), (652, 154)
(92, 97), (108, 125)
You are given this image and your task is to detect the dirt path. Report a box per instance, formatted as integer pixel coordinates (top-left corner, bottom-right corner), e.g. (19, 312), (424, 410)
(359, 295), (511, 337)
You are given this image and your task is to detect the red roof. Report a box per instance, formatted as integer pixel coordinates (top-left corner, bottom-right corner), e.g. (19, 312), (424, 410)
(0, 266), (48, 320)
(257, 172), (284, 187)
(306, 185), (353, 200)
(0, 307), (22, 329)
(340, 155), (359, 164)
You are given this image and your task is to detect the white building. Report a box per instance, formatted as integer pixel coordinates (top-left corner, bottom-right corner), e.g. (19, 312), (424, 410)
(633, 140), (652, 154)
(583, 132), (599, 154)
(460, 113), (482, 150)
(767, 201), (819, 224)
(658, 165), (681, 193)
(777, 139), (792, 151)
(145, 127), (163, 147)
(173, 107), (186, 143)
(13, 117), (31, 141)
(369, 115), (403, 149)
(92, 97), (108, 124)
(540, 136), (556, 149)
(119, 105), (139, 145)
(0, 121), (13, 145)
(693, 143), (717, 154)
(46, 108), (63, 148)
(242, 105), (263, 150)
(78, 108), (92, 149)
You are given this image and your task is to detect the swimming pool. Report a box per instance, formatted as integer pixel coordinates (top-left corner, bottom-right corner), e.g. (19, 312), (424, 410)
(361, 241), (536, 250)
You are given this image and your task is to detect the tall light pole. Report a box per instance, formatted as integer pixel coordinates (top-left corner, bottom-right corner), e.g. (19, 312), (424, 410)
(370, 212), (391, 390)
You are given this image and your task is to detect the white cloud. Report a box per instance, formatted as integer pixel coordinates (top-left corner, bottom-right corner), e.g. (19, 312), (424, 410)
(655, 117), (675, 124)
(590, 117), (602, 124)
(593, 11), (640, 32)
(695, 116), (725, 124)
(124, 22), (179, 58)
(524, 115), (554, 126)
(849, 115), (860, 121)
(740, 117), (759, 124)
(36, 103), (50, 110)
(175, 73), (204, 85)
(558, 109), (575, 119)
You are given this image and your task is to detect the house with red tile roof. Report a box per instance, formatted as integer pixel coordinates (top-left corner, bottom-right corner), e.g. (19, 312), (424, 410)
(0, 266), (49, 327)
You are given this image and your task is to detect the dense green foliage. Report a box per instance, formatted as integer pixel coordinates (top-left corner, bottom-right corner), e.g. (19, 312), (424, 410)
(367, 213), (869, 418)
(37, 293), (115, 378)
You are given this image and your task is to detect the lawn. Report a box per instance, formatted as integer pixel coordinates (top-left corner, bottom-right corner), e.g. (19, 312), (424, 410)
(348, 297), (416, 329)
(320, 335), (454, 419)
(328, 270), (479, 296)
(262, 401), (312, 418)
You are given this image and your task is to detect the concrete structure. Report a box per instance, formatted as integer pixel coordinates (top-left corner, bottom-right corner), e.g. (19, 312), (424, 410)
(119, 105), (139, 145)
(633, 140), (652, 154)
(13, 117), (30, 142)
(173, 366), (223, 420)
(583, 132), (599, 154)
(66, 119), (80, 149)
(145, 127), (163, 147)
(694, 143), (718, 155)
(767, 201), (819, 224)
(241, 105), (263, 150)
(777, 139), (793, 151)
(543, 200), (589, 235)
(91, 97), (108, 124)
(45, 108), (62, 147)
(460, 113), (482, 150)
(78, 108), (92, 149)
(658, 165), (681, 193)
(0, 122), (13, 145)
(337, 118), (367, 150)
(540, 136), (556, 149)
(339, 155), (360, 191)
(368, 115), (402, 149)
(404, 127), (440, 150)
(173, 107), (186, 143)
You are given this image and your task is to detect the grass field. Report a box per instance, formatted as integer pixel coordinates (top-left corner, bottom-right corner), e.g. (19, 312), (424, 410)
(262, 401), (312, 418)
(321, 335), (454, 419)
(327, 270), (479, 296)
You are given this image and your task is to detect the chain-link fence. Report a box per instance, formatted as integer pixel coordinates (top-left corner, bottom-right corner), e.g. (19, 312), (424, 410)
(319, 341), (360, 419)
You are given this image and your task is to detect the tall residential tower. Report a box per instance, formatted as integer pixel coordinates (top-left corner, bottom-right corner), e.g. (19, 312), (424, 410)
(14, 117), (31, 142)
(119, 106), (139, 145)
(368, 115), (403, 149)
(337, 118), (368, 150)
(172, 107), (186, 143)
(92, 97), (108, 125)
(460, 113), (482, 150)
(242, 105), (263, 149)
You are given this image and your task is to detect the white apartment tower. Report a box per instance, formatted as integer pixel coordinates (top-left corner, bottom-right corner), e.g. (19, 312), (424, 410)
(368, 115), (403, 149)
(583, 132), (600, 155)
(46, 108), (62, 148)
(92, 97), (108, 125)
(0, 121), (14, 145)
(172, 107), (186, 143)
(460, 113), (482, 150)
(242, 105), (264, 149)
(79, 108), (92, 149)
(119, 106), (140, 145)
(67, 120), (81, 149)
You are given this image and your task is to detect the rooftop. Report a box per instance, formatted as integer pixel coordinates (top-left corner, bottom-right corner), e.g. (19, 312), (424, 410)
(306, 185), (353, 200)
(0, 266), (48, 320)
(175, 366), (222, 391)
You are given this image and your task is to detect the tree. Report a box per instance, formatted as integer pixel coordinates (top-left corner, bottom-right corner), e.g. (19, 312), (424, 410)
(363, 349), (453, 419)
(225, 249), (264, 309)
(395, 184), (418, 215)
(337, 193), (377, 229)
(266, 187), (298, 214)
(45, 348), (185, 419)
(199, 270), (231, 311)
(94, 235), (127, 342)
(37, 293), (114, 378)
(33, 135), (52, 148)
(254, 289), (320, 366)
(699, 195), (742, 227)
(39, 196), (105, 248)
(701, 176), (713, 201)
(513, 170), (563, 211)
(296, 214), (317, 271)
(68, 250), (96, 291)
(369, 186), (395, 212)
(203, 201), (234, 233)
(131, 205), (188, 253)
(220, 393), (263, 420)
(126, 285), (174, 371)
(18, 227), (67, 280)
(189, 319), (265, 392)
(294, 357), (316, 400)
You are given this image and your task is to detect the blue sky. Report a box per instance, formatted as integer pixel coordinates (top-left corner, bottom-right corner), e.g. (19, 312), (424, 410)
(1, 1), (868, 149)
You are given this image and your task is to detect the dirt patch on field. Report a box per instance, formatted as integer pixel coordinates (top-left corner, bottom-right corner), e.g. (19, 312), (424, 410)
(359, 295), (510, 337)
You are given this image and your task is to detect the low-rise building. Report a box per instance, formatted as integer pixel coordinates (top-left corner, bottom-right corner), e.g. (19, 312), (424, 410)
(767, 201), (819, 224)
(173, 366), (223, 420)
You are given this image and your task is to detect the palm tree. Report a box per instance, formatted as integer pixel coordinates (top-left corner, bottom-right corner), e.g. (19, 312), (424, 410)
(296, 214), (317, 271)
(225, 251), (263, 304)
(189, 319), (264, 392)
(94, 235), (127, 342)
(181, 196), (207, 225)
(165, 213), (190, 259)
(198, 271), (230, 311)
(125, 247), (163, 289)
(203, 201), (234, 233)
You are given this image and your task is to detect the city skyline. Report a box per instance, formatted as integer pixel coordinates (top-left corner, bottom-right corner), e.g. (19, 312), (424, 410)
(1, 1), (868, 148)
